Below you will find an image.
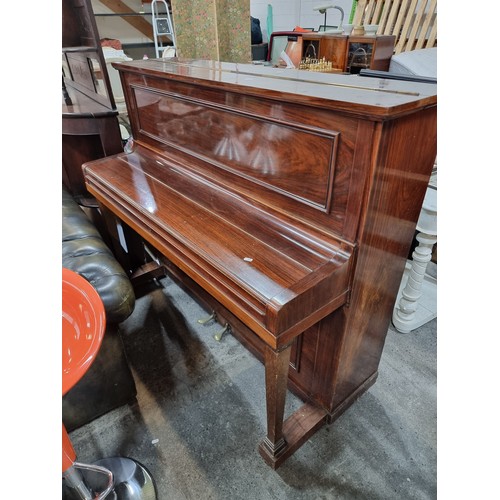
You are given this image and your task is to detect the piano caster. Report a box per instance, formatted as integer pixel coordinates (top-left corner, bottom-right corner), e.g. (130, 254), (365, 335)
(214, 323), (230, 342)
(197, 310), (216, 325)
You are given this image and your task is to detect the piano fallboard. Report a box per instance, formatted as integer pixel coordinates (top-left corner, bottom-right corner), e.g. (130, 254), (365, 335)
(84, 144), (353, 349)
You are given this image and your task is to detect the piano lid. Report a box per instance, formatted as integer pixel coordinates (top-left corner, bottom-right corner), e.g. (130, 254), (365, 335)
(111, 58), (437, 118)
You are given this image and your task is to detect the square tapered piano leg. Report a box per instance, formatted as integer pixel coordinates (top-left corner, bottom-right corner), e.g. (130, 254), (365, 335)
(259, 343), (329, 469)
(259, 344), (292, 464)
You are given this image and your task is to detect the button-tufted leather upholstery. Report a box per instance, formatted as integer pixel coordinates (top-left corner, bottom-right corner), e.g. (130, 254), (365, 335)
(62, 185), (135, 323)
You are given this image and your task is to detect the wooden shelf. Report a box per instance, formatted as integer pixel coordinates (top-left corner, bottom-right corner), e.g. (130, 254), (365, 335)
(62, 45), (99, 53)
(94, 12), (152, 16)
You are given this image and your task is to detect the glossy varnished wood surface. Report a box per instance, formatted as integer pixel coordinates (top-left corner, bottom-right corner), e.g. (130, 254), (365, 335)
(112, 57), (436, 119)
(62, 85), (122, 202)
(132, 84), (336, 208)
(123, 70), (366, 241)
(329, 106), (438, 410)
(84, 145), (352, 348)
(83, 59), (437, 467)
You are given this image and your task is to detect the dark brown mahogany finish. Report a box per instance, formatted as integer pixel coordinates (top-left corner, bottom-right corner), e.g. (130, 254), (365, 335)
(82, 58), (437, 469)
(62, 0), (122, 205)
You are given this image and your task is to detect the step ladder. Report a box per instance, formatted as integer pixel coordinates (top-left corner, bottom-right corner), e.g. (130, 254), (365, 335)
(151, 0), (176, 58)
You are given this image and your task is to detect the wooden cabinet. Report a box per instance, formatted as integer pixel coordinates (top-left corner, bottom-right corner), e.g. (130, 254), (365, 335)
(300, 33), (349, 71)
(269, 32), (395, 74)
(62, 0), (123, 206)
(301, 33), (395, 73)
(344, 35), (396, 73)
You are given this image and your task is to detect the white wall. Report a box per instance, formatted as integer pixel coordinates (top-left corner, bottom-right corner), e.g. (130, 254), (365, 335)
(92, 0), (153, 46)
(250, 1), (300, 39)
(251, 0), (355, 42)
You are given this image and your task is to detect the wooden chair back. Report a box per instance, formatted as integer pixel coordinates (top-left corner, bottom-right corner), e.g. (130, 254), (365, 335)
(352, 0), (437, 54)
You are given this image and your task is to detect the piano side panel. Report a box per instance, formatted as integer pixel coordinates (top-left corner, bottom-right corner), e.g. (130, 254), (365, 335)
(327, 107), (437, 411)
(273, 106), (437, 415)
(121, 71), (370, 243)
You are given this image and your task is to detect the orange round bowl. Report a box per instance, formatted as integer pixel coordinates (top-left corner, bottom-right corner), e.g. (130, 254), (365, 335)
(62, 268), (106, 396)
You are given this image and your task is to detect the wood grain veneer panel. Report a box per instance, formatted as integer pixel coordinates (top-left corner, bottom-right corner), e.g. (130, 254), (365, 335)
(132, 87), (337, 211)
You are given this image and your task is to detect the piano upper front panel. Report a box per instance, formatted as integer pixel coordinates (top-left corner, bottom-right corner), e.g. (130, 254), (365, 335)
(122, 72), (368, 243)
(133, 86), (337, 211)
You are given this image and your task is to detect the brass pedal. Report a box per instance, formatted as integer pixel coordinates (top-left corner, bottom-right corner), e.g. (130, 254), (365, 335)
(214, 323), (230, 342)
(197, 311), (216, 325)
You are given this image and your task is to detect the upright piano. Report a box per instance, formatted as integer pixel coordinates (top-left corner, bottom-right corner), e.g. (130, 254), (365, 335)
(82, 58), (437, 469)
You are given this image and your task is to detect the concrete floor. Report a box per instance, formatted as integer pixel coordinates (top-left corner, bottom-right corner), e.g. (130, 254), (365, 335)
(68, 270), (437, 500)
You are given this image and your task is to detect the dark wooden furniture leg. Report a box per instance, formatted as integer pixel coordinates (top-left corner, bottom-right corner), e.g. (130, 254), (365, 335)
(259, 341), (330, 469)
(259, 344), (292, 466)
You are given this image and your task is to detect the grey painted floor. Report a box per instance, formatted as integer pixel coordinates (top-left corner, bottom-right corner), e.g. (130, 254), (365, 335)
(68, 270), (437, 500)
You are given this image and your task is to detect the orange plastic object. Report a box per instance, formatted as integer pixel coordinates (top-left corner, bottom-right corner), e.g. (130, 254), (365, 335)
(62, 268), (106, 396)
(62, 423), (77, 472)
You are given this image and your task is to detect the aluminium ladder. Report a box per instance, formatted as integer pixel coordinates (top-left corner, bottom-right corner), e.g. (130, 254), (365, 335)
(151, 0), (176, 58)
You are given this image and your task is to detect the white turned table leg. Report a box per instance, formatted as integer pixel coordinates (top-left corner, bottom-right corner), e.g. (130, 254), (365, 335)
(393, 232), (437, 333)
(392, 186), (437, 334)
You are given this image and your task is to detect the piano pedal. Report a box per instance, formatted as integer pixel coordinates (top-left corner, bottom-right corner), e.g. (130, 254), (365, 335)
(214, 323), (230, 342)
(197, 311), (216, 325)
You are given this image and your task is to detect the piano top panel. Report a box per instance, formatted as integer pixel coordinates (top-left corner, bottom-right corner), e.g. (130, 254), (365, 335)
(112, 58), (437, 120)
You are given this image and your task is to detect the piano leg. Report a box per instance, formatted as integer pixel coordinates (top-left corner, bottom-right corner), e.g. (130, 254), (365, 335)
(259, 343), (329, 469)
(259, 344), (291, 466)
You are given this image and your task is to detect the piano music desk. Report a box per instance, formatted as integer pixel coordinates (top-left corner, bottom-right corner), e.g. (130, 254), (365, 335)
(83, 59), (437, 469)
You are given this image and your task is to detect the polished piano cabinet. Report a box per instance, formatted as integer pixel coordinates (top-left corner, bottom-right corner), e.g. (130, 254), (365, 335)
(82, 59), (437, 468)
